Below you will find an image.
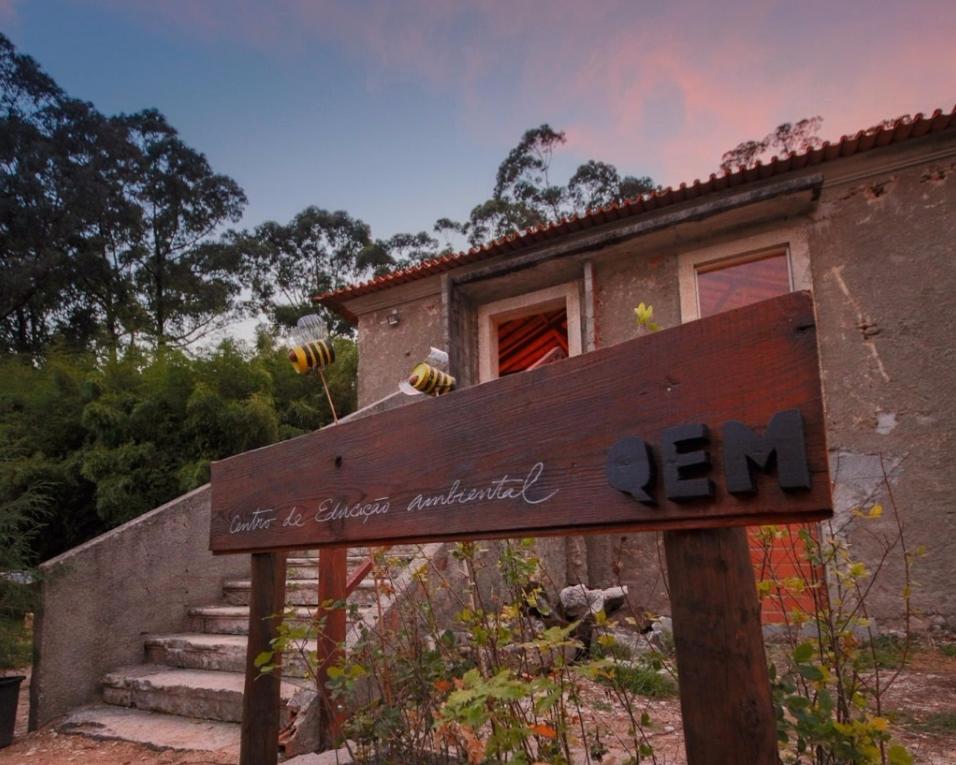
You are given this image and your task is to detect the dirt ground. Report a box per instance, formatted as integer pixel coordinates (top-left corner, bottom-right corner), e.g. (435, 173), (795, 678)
(3, 644), (956, 764)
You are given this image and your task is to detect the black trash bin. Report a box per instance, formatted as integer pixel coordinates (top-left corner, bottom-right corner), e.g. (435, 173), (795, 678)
(0, 675), (24, 748)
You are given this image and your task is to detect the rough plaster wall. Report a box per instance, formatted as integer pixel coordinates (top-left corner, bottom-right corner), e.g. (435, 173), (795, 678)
(580, 249), (682, 613)
(31, 485), (250, 727)
(357, 293), (444, 406)
(592, 249), (682, 348)
(809, 158), (956, 628)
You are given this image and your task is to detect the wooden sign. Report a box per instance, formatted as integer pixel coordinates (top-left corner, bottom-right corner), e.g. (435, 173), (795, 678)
(210, 291), (831, 554)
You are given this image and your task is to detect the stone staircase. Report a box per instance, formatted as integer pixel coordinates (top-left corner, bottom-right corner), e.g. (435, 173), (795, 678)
(59, 547), (417, 755)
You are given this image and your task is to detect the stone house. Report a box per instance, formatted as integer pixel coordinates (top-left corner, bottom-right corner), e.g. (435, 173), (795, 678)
(29, 106), (955, 741)
(315, 106), (956, 628)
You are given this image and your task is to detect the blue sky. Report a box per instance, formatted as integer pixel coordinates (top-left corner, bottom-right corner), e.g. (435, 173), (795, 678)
(4, 0), (955, 244)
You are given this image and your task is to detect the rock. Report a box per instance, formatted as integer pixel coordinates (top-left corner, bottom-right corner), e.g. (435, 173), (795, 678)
(601, 586), (628, 614)
(647, 616), (673, 652)
(280, 688), (321, 757)
(600, 627), (644, 658)
(559, 585), (605, 619)
(285, 743), (355, 764)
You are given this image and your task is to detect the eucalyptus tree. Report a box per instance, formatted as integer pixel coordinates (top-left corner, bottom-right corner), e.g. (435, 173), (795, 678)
(121, 109), (247, 347)
(720, 116), (824, 172)
(244, 206), (393, 336)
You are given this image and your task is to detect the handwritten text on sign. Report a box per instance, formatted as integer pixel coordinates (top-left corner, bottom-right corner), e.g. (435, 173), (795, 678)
(228, 461), (558, 536)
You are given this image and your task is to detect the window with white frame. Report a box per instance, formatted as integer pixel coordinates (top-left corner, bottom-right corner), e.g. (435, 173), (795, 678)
(677, 228), (812, 323)
(477, 282), (582, 383)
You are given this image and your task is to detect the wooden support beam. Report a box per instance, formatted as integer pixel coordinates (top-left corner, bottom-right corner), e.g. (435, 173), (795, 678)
(664, 527), (778, 765)
(316, 546), (348, 749)
(239, 552), (287, 765)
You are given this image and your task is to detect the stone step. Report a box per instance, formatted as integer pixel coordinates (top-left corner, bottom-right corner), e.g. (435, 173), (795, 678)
(145, 632), (320, 678)
(286, 555), (376, 579)
(60, 704), (240, 755)
(101, 664), (305, 724)
(223, 577), (379, 606)
(289, 545), (421, 559)
(187, 604), (373, 635)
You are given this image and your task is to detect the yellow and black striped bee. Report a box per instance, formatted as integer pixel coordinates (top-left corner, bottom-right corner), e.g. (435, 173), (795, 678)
(288, 338), (335, 374)
(287, 314), (335, 374)
(408, 362), (455, 396)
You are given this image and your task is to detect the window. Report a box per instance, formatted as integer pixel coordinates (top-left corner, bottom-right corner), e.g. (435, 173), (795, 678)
(696, 250), (792, 318)
(677, 227), (811, 323)
(477, 283), (582, 383)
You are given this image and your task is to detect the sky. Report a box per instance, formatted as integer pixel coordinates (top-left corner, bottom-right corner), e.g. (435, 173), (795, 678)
(3, 0), (955, 244)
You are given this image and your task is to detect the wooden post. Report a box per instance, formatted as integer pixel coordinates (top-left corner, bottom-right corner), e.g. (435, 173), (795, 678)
(664, 527), (779, 765)
(316, 546), (348, 749)
(240, 552), (287, 765)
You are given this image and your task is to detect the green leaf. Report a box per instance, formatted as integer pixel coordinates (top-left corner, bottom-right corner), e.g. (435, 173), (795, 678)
(888, 744), (913, 765)
(793, 642), (814, 663)
(797, 664), (824, 681)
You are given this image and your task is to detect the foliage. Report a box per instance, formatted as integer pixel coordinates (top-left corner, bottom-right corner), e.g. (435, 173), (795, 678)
(0, 336), (357, 563)
(912, 712), (956, 733)
(438, 125), (657, 249)
(240, 207), (394, 336)
(754, 463), (920, 765)
(2, 33), (660, 355)
(260, 540), (673, 764)
(633, 303), (660, 333)
(0, 615), (31, 669)
(0, 33), (247, 354)
(720, 116), (824, 173)
(121, 109), (247, 345)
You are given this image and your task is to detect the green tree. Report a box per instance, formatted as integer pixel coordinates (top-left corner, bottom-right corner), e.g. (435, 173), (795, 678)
(568, 159), (655, 210)
(122, 109), (247, 346)
(243, 206), (392, 335)
(0, 337), (358, 561)
(720, 116), (824, 173)
(438, 124), (656, 248)
(1, 34), (247, 355)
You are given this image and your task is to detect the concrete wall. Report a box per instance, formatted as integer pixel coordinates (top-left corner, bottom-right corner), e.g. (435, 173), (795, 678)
(343, 134), (956, 628)
(30, 485), (250, 727)
(808, 156), (956, 626)
(356, 290), (445, 405)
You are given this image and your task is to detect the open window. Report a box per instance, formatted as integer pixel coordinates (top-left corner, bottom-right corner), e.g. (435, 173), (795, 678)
(477, 282), (582, 383)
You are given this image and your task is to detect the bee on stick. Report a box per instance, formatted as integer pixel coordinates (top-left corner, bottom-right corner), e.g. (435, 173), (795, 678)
(288, 338), (335, 374)
(288, 314), (339, 422)
(399, 348), (456, 397)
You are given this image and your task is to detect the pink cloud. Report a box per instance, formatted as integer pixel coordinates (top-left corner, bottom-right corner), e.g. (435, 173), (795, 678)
(99, 0), (956, 185)
(0, 0), (20, 25)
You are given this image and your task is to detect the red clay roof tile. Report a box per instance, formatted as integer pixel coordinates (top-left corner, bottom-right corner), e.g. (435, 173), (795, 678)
(315, 106), (956, 316)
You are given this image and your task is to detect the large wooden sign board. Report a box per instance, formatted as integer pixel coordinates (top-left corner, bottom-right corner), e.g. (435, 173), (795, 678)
(211, 291), (833, 765)
(210, 290), (830, 553)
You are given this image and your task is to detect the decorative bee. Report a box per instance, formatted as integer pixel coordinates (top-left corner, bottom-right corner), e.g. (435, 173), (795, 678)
(400, 347), (456, 397)
(288, 314), (339, 421)
(288, 314), (335, 374)
(408, 362), (456, 396)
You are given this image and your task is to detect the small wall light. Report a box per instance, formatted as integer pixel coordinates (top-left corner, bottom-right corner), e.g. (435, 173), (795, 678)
(386, 309), (401, 327)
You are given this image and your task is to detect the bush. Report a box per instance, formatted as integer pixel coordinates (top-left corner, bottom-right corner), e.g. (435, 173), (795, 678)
(755, 460), (919, 765)
(261, 540), (673, 764)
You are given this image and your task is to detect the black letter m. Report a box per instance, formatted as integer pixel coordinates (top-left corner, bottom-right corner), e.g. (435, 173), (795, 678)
(722, 409), (811, 494)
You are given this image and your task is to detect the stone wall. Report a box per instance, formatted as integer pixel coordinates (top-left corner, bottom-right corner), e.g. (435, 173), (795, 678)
(30, 485), (250, 727)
